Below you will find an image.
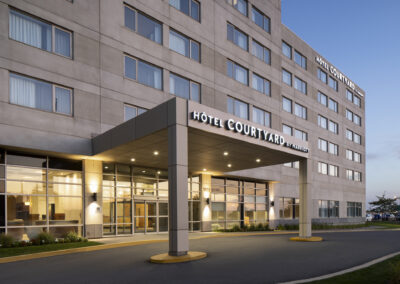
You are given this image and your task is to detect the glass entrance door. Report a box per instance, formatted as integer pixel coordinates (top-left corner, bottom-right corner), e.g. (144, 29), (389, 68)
(134, 202), (145, 233)
(134, 201), (158, 233)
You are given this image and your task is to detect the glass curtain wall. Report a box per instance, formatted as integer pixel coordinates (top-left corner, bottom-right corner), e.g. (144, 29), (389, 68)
(0, 151), (82, 240)
(211, 177), (268, 231)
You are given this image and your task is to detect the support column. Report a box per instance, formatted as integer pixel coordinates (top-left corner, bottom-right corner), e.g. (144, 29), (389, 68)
(83, 159), (103, 239)
(299, 158), (312, 238)
(168, 123), (189, 256)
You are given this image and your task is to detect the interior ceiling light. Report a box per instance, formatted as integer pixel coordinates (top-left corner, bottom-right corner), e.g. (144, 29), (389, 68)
(131, 158), (135, 162)
(223, 151), (229, 156)
(153, 151), (159, 156)
(256, 158), (261, 163)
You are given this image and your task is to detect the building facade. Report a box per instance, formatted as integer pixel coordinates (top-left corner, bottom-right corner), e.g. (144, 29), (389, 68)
(0, 0), (365, 241)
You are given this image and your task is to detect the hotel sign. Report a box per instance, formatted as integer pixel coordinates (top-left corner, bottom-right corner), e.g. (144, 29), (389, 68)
(315, 56), (364, 97)
(191, 111), (309, 153)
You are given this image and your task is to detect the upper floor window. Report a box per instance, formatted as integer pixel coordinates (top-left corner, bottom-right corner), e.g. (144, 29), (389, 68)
(328, 120), (338, 134)
(317, 68), (327, 83)
(328, 142), (338, 155)
(294, 103), (307, 119)
(124, 55), (163, 90)
(252, 73), (270, 96)
(294, 50), (306, 69)
(318, 115), (327, 129)
(295, 129), (307, 141)
(169, 29), (200, 62)
(328, 98), (338, 113)
(125, 5), (162, 44)
(282, 41), (292, 59)
(294, 77), (307, 94)
(124, 104), (146, 121)
(169, 73), (200, 102)
(169, 0), (200, 21)
(346, 109), (361, 126)
(317, 91), (327, 106)
(251, 6), (270, 33)
(9, 9), (72, 58)
(328, 76), (338, 91)
(282, 124), (293, 136)
(227, 97), (248, 120)
(227, 23), (248, 51)
(346, 129), (362, 144)
(253, 107), (271, 127)
(318, 162), (328, 175)
(346, 90), (361, 108)
(282, 69), (292, 86)
(252, 40), (270, 64)
(282, 97), (292, 113)
(318, 138), (328, 152)
(227, 60), (248, 85)
(227, 0), (247, 16)
(10, 73), (72, 115)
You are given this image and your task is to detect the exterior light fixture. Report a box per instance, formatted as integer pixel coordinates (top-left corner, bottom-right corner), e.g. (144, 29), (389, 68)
(131, 158), (135, 162)
(270, 200), (275, 207)
(91, 192), (97, 202)
(206, 198), (210, 205)
(24, 201), (31, 206)
(153, 151), (159, 156)
(256, 158), (261, 163)
(227, 164), (232, 168)
(223, 151), (229, 156)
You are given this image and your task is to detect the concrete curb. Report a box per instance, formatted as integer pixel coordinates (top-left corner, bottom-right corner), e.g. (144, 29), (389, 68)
(279, 251), (400, 284)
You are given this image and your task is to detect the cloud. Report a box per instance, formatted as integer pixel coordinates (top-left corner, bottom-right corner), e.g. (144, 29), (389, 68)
(366, 153), (380, 160)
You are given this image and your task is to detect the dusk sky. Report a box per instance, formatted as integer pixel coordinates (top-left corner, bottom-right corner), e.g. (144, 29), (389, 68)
(281, 0), (400, 205)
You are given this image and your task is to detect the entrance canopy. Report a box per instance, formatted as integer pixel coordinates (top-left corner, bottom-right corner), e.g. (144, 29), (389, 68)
(92, 98), (309, 175)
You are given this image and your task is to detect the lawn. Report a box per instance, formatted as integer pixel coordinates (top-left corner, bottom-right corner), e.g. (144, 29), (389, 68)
(0, 242), (102, 258)
(309, 254), (400, 284)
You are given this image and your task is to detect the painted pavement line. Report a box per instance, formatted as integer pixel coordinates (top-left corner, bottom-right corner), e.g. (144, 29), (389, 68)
(279, 251), (400, 284)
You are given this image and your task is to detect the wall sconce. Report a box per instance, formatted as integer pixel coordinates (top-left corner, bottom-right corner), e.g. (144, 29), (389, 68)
(91, 192), (97, 202)
(206, 198), (210, 205)
(270, 201), (275, 207)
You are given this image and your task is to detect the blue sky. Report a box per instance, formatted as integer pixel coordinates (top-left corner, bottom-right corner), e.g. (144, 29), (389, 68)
(281, 0), (400, 205)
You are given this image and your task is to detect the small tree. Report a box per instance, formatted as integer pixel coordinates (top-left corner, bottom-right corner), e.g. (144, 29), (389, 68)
(369, 194), (398, 214)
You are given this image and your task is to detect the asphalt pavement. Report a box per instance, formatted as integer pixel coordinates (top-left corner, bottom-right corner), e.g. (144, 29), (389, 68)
(1, 230), (400, 284)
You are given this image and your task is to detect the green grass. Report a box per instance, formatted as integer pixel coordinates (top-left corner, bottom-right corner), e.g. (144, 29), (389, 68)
(308, 254), (400, 284)
(0, 241), (102, 258)
(369, 221), (400, 229)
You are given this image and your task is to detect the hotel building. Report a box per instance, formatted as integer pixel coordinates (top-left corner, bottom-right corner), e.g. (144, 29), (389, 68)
(0, 0), (365, 254)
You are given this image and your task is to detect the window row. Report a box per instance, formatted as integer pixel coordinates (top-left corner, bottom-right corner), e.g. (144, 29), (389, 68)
(282, 69), (307, 94)
(227, 97), (271, 128)
(318, 115), (338, 134)
(318, 68), (338, 91)
(346, 109), (362, 126)
(318, 138), (339, 156)
(169, 0), (200, 22)
(282, 41), (307, 69)
(318, 200), (339, 218)
(124, 55), (200, 102)
(227, 23), (271, 65)
(227, 60), (271, 96)
(317, 91), (338, 113)
(282, 97), (307, 120)
(346, 129), (362, 145)
(318, 162), (339, 177)
(9, 9), (72, 58)
(346, 150), (362, 163)
(346, 170), (362, 182)
(346, 90), (361, 108)
(282, 125), (308, 141)
(226, 0), (271, 33)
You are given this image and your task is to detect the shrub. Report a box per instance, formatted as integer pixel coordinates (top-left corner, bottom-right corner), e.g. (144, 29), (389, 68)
(249, 224), (256, 231)
(34, 232), (55, 245)
(256, 223), (264, 231)
(64, 231), (81, 243)
(231, 224), (241, 232)
(0, 234), (15, 248)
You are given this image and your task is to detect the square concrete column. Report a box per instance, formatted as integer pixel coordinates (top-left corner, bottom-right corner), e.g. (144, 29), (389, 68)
(299, 158), (312, 238)
(168, 123), (189, 256)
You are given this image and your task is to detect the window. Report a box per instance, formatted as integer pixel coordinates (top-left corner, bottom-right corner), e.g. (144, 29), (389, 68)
(282, 124), (292, 136)
(318, 115), (327, 129)
(354, 152), (361, 163)
(354, 133), (361, 144)
(169, 0), (200, 21)
(227, 60), (248, 85)
(347, 202), (362, 217)
(282, 41), (292, 59)
(346, 169), (354, 180)
(251, 7), (270, 33)
(318, 162), (328, 175)
(318, 138), (328, 152)
(227, 97), (248, 120)
(252, 107), (270, 127)
(227, 23), (248, 51)
(354, 171), (362, 182)
(9, 73), (72, 115)
(252, 73), (270, 96)
(346, 90), (353, 102)
(319, 200), (339, 218)
(124, 104), (146, 121)
(328, 142), (338, 155)
(346, 150), (353, 160)
(282, 97), (292, 113)
(353, 114), (361, 126)
(346, 109), (353, 121)
(346, 129), (353, 141)
(347, 90), (361, 108)
(279, 198), (299, 219)
(328, 120), (338, 134)
(124, 55), (163, 90)
(9, 9), (72, 58)
(317, 68), (327, 83)
(328, 76), (338, 91)
(294, 103), (307, 119)
(124, 5), (162, 44)
(169, 29), (200, 62)
(252, 40), (270, 64)
(294, 50), (306, 69)
(282, 69), (292, 86)
(328, 99), (338, 113)
(353, 95), (361, 107)
(294, 77), (307, 94)
(169, 73), (200, 102)
(347, 170), (361, 181)
(318, 92), (328, 106)
(328, 165), (339, 177)
(294, 129), (307, 141)
(227, 0), (247, 16)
